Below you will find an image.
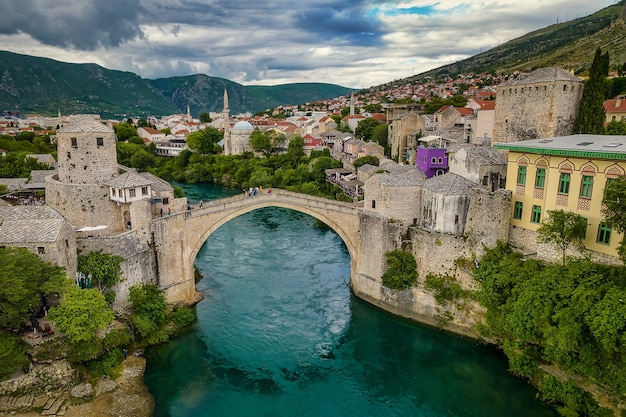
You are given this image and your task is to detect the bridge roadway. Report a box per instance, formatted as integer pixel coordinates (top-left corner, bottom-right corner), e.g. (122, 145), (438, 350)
(151, 188), (362, 303)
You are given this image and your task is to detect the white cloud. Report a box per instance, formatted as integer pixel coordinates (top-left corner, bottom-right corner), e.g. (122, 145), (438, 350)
(0, 0), (617, 88)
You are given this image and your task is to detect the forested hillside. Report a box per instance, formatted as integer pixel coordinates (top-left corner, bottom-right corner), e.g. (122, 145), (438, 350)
(0, 51), (353, 118)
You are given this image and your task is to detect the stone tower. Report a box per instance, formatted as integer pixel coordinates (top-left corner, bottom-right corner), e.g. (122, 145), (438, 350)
(45, 117), (120, 230)
(493, 67), (583, 143)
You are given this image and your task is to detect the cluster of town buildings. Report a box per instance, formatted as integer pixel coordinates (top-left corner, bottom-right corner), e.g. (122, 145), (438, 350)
(2, 65), (626, 275)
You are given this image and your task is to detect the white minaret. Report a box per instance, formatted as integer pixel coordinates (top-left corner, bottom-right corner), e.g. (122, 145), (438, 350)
(350, 92), (355, 117)
(186, 104), (191, 122)
(223, 88), (231, 155)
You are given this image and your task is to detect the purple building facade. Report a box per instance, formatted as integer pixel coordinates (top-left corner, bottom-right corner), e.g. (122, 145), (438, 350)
(416, 147), (449, 178)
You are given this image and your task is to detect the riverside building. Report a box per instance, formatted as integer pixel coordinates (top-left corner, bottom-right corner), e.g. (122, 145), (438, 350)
(495, 134), (626, 264)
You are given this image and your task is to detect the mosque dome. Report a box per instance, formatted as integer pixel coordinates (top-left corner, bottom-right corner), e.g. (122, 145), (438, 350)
(232, 121), (254, 130)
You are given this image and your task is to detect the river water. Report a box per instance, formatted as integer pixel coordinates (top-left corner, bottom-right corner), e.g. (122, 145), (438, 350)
(144, 184), (557, 417)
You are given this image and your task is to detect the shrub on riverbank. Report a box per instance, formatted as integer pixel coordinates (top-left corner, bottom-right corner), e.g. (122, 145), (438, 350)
(475, 242), (626, 416)
(129, 284), (196, 346)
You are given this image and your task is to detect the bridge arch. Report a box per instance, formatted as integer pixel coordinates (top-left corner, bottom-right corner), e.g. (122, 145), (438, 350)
(153, 189), (361, 303)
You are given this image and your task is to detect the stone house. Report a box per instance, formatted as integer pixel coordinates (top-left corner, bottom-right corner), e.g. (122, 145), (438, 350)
(363, 168), (426, 228)
(433, 106), (473, 131)
(473, 100), (496, 144)
(603, 95), (626, 124)
(0, 205), (77, 277)
(387, 110), (425, 164)
(420, 173), (477, 235)
(343, 138), (366, 164)
(493, 67), (583, 143)
(26, 154), (56, 168)
(357, 142), (384, 160)
(137, 126), (166, 143)
(448, 145), (507, 192)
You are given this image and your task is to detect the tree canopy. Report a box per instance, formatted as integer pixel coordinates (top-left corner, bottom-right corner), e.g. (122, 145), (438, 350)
(78, 251), (123, 294)
(537, 209), (588, 265)
(573, 48), (608, 134)
(49, 287), (114, 343)
(113, 122), (137, 141)
(248, 130), (272, 152)
(353, 155), (380, 169)
(602, 175), (626, 261)
(129, 284), (168, 345)
(475, 243), (626, 415)
(354, 117), (381, 141)
(0, 247), (67, 328)
(186, 127), (223, 154)
(199, 112), (212, 123)
(381, 250), (418, 290)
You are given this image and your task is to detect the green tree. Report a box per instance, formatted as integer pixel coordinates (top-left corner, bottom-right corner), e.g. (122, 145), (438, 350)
(286, 135), (305, 164)
(129, 284), (168, 345)
(363, 103), (383, 113)
(0, 247), (67, 328)
(128, 136), (145, 146)
(16, 131), (35, 142)
(116, 142), (145, 167)
(381, 250), (418, 290)
(130, 150), (156, 171)
(537, 210), (588, 265)
(0, 333), (29, 381)
(113, 122), (137, 141)
(49, 287), (114, 343)
(309, 155), (341, 185)
(78, 251), (123, 294)
(602, 176), (626, 261)
(353, 155), (379, 169)
(354, 117), (381, 141)
(372, 123), (389, 148)
(186, 128), (223, 154)
(137, 119), (149, 127)
(605, 120), (626, 135)
(249, 130), (271, 152)
(199, 112), (212, 123)
(573, 48), (608, 134)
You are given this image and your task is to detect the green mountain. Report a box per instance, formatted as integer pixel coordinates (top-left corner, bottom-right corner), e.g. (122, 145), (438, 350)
(0, 51), (353, 119)
(396, 0), (626, 84)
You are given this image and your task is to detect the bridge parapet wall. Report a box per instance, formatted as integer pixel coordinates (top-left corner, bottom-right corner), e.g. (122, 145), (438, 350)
(152, 189), (361, 304)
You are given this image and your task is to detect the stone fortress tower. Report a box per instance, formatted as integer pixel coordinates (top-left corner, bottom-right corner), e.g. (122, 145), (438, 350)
(45, 117), (170, 237)
(45, 117), (122, 231)
(492, 67), (583, 143)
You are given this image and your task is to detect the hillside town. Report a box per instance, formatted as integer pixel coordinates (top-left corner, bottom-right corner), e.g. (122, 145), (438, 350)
(1, 60), (626, 416)
(2, 64), (625, 269)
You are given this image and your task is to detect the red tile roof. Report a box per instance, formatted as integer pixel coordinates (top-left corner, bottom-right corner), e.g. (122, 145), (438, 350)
(604, 98), (626, 113)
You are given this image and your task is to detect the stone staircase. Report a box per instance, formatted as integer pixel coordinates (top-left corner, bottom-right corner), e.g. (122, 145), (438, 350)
(0, 394), (68, 416)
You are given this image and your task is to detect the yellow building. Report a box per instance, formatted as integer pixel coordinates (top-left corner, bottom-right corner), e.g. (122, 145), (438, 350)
(494, 134), (626, 264)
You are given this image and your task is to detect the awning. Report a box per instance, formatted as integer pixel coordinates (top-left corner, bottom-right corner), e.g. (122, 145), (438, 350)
(76, 225), (108, 232)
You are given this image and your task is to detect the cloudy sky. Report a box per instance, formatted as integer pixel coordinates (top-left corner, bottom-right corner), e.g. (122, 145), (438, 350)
(0, 0), (617, 88)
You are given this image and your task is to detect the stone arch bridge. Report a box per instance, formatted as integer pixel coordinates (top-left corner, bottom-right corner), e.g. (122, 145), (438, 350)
(150, 189), (361, 303)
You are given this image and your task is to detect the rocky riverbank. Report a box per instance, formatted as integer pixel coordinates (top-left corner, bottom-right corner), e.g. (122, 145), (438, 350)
(0, 356), (153, 417)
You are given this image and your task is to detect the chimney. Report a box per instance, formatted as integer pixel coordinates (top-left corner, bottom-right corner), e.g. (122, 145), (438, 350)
(616, 96), (622, 108)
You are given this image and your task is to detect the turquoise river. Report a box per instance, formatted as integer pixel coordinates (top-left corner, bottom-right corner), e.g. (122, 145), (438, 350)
(143, 183), (557, 417)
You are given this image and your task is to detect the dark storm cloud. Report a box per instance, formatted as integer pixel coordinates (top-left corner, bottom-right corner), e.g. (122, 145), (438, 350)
(0, 0), (145, 50)
(142, 0), (387, 46)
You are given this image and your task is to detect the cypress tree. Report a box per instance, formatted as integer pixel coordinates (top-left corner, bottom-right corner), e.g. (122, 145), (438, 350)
(573, 48), (608, 134)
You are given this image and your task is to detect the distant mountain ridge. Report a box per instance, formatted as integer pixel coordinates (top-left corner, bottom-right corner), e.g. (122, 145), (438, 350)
(0, 51), (353, 118)
(377, 0), (626, 87)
